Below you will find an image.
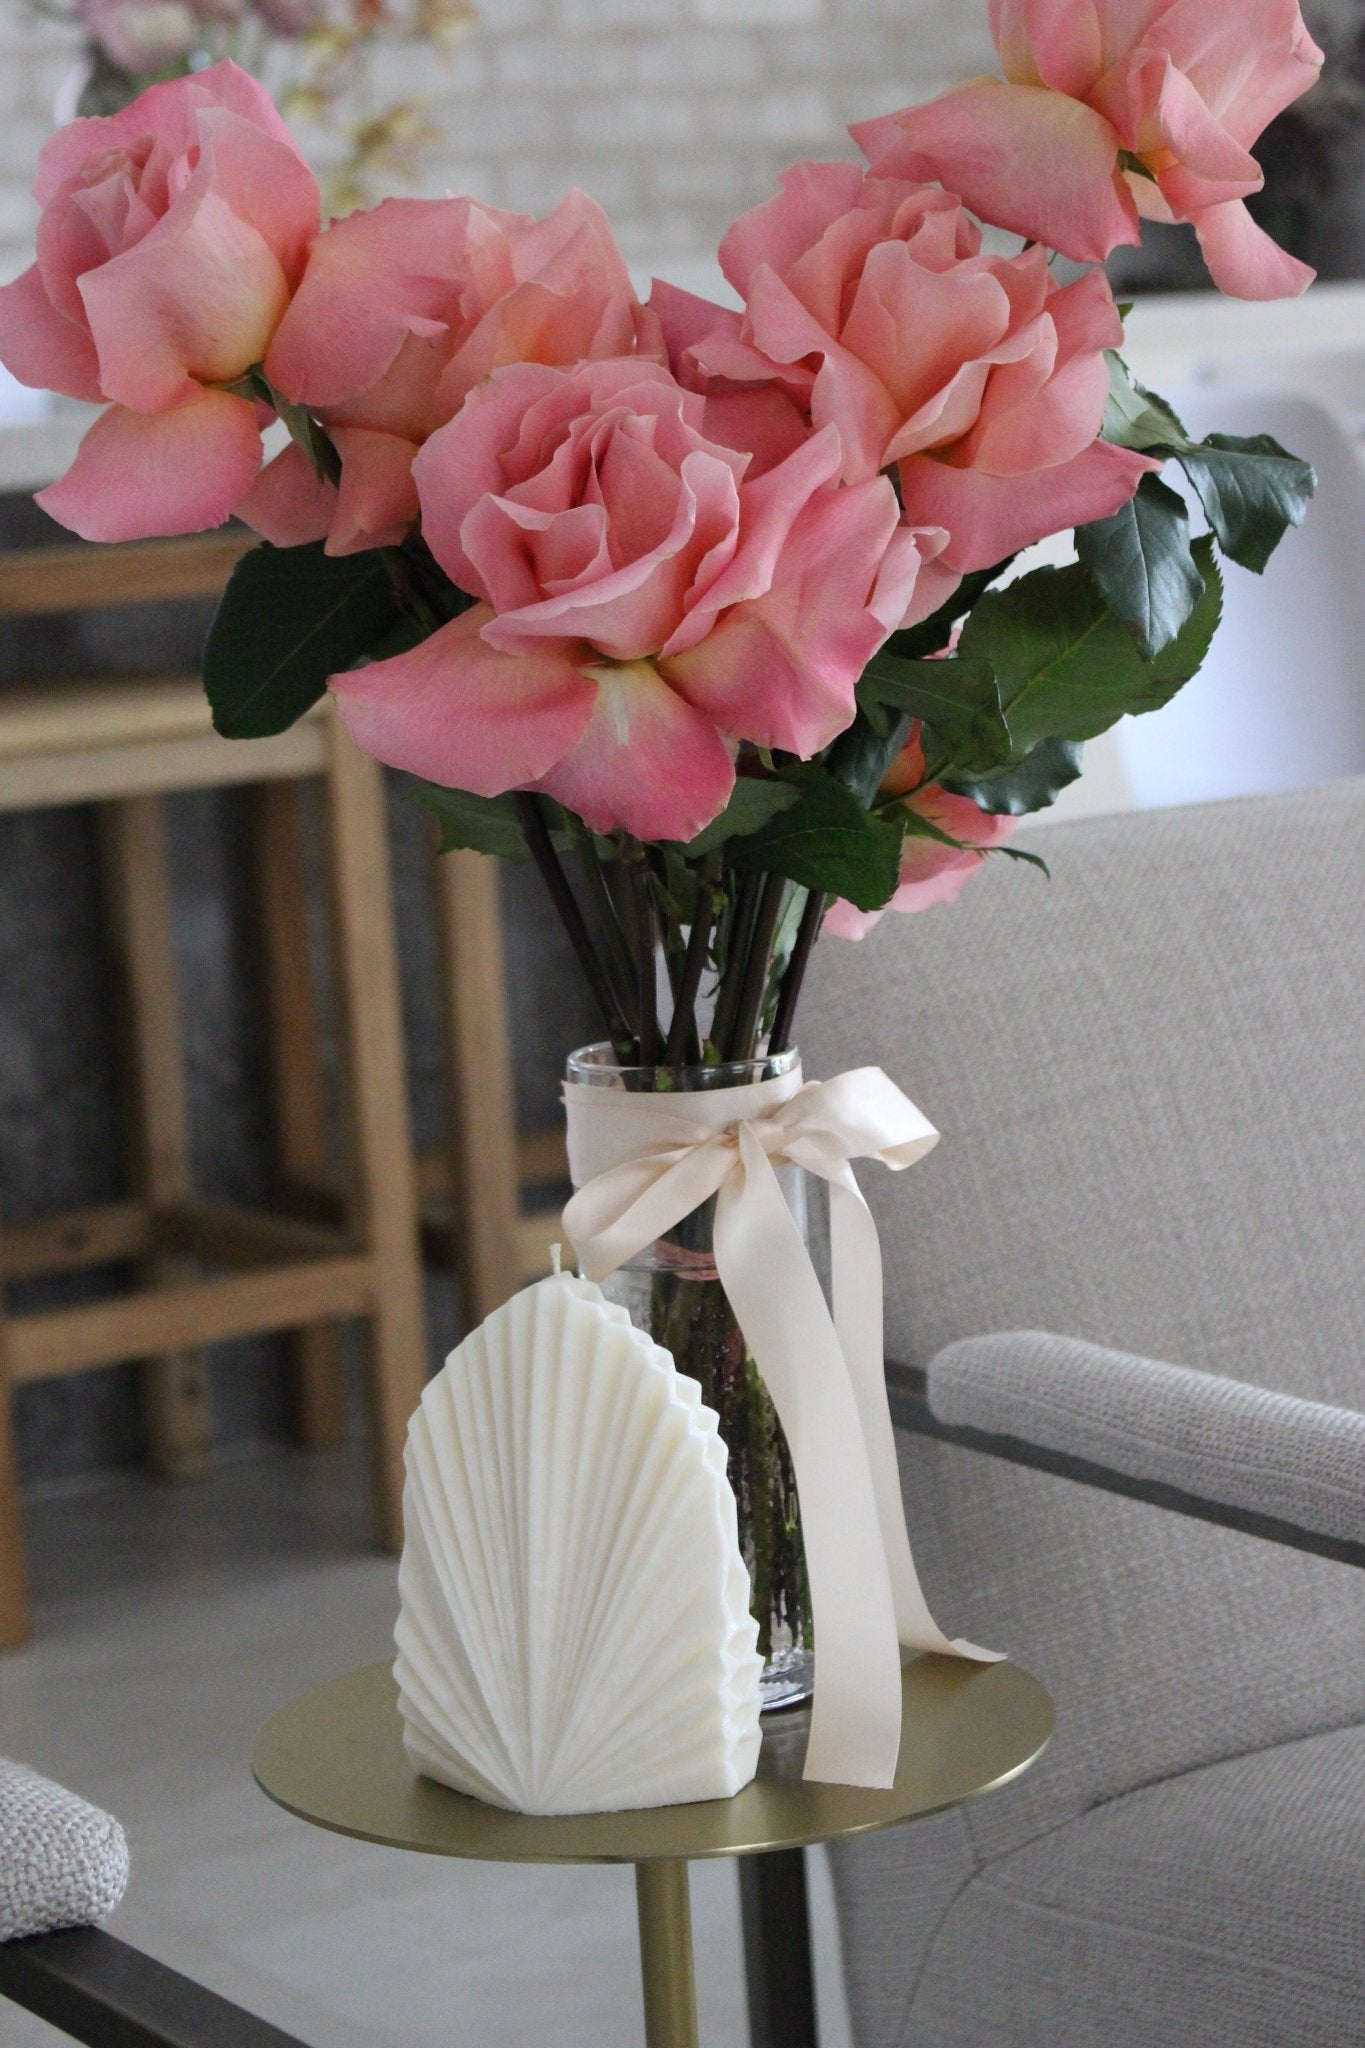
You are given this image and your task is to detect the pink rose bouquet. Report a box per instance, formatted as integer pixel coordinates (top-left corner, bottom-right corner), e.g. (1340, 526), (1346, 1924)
(0, 9), (1317, 1069)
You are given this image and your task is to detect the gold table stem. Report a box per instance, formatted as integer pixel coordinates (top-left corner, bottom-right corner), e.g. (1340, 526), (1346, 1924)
(635, 1860), (699, 2048)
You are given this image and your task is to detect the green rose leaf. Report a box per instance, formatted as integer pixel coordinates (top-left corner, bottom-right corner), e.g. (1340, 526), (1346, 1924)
(857, 653), (1011, 779)
(203, 541), (405, 739)
(1101, 352), (1191, 453)
(1075, 473), (1206, 660)
(959, 536), (1223, 754)
(683, 777), (800, 856)
(409, 783), (531, 863)
(1174, 434), (1316, 575)
(944, 736), (1084, 816)
(1101, 356), (1316, 578)
(730, 765), (903, 911)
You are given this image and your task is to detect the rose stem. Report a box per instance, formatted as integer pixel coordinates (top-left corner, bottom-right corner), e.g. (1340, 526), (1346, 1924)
(725, 871), (788, 1062)
(710, 869), (761, 1060)
(568, 819), (638, 1035)
(623, 847), (661, 1067)
(516, 795), (636, 1058)
(663, 866), (714, 1068)
(768, 887), (825, 1057)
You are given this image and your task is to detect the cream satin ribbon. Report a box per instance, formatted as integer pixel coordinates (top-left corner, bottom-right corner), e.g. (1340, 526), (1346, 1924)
(562, 1062), (998, 1790)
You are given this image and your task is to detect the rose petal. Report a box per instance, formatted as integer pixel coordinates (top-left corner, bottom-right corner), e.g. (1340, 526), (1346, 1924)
(664, 476), (911, 756)
(80, 187), (291, 409)
(0, 261), (102, 401)
(36, 391), (262, 540)
(898, 436), (1157, 572)
(1192, 196), (1315, 300)
(536, 659), (736, 840)
(236, 441), (337, 548)
(329, 603), (596, 796)
(266, 196), (479, 407)
(326, 426), (421, 553)
(854, 81), (1140, 265)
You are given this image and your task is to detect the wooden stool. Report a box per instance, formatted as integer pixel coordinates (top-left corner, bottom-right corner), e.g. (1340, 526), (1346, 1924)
(0, 535), (427, 1647)
(254, 830), (570, 1328)
(418, 849), (568, 1322)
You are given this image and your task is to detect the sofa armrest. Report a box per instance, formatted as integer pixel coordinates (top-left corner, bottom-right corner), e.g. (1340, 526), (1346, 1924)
(885, 1333), (1365, 1568)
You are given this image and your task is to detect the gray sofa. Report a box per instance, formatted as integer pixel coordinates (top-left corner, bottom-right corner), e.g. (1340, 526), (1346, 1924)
(800, 778), (1365, 2048)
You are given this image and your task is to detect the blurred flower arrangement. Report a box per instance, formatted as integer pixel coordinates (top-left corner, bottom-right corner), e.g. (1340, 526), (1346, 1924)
(38, 0), (474, 209)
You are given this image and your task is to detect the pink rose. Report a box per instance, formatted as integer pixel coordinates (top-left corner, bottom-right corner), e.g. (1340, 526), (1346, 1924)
(855, 0), (1323, 300)
(239, 189), (664, 556)
(825, 726), (1015, 938)
(650, 276), (815, 482)
(686, 161), (1152, 575)
(330, 357), (935, 842)
(0, 63), (319, 541)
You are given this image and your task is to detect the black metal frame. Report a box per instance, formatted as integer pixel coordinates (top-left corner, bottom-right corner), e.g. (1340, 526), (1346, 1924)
(0, 1926), (312, 2048)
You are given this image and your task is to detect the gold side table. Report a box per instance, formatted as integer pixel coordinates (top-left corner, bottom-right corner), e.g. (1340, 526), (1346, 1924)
(253, 1657), (1053, 2048)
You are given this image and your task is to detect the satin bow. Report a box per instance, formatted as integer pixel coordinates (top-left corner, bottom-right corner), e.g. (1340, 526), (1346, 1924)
(563, 1063), (997, 1790)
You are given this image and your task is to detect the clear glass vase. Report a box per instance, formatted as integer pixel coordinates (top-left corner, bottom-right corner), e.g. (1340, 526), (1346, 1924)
(566, 1045), (814, 1711)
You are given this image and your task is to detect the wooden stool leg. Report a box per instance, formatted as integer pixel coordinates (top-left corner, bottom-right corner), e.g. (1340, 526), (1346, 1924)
(251, 781), (347, 1449)
(433, 848), (524, 1323)
(322, 721), (426, 1550)
(0, 1309), (31, 1648)
(99, 796), (211, 1481)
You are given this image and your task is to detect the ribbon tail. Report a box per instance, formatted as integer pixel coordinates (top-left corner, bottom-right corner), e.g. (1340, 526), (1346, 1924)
(716, 1128), (903, 1789)
(830, 1176), (1001, 1664)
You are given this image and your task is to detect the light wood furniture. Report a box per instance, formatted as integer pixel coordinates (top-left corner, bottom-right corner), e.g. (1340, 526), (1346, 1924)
(250, 818), (569, 1327)
(0, 534), (426, 1646)
(424, 848), (567, 1320)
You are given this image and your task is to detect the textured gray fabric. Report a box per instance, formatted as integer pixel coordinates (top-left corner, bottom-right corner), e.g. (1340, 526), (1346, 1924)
(797, 782), (1365, 2044)
(0, 1757), (128, 1940)
(907, 1724), (1365, 2048)
(929, 1330), (1365, 1542)
(804, 780), (1365, 1404)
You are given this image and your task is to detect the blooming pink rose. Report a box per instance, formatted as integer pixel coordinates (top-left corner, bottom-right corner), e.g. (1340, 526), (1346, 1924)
(0, 63), (319, 541)
(825, 726), (1015, 938)
(687, 161), (1153, 575)
(239, 189), (664, 556)
(854, 0), (1323, 300)
(650, 276), (815, 482)
(331, 357), (935, 841)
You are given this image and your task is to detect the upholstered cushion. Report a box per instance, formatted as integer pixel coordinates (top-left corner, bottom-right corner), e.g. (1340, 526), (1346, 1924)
(801, 778), (1365, 1407)
(0, 1758), (129, 1941)
(897, 1721), (1365, 2048)
(928, 1330), (1365, 1544)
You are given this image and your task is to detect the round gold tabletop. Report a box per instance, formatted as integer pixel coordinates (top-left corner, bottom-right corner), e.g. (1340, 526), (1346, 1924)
(253, 1657), (1052, 1867)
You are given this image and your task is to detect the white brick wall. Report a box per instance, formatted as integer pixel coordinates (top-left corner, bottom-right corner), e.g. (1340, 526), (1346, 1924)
(0, 0), (993, 291)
